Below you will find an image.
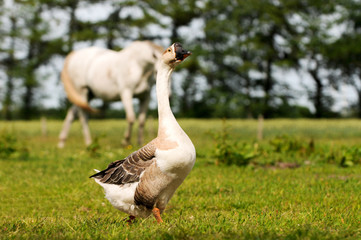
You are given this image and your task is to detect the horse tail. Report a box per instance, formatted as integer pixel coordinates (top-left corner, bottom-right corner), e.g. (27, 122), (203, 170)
(61, 52), (98, 113)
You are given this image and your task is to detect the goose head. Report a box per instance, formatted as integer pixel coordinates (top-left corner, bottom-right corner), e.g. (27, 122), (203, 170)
(161, 42), (191, 67)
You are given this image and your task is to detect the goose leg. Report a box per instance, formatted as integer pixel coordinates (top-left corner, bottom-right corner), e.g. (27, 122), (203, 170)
(152, 208), (163, 223)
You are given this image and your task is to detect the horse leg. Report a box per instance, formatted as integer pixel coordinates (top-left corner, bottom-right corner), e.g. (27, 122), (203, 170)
(137, 93), (151, 146)
(121, 89), (135, 146)
(78, 107), (92, 146)
(58, 105), (78, 148)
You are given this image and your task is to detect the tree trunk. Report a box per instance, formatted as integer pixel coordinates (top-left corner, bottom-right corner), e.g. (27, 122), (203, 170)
(22, 6), (42, 120)
(263, 58), (273, 118)
(2, 17), (17, 120)
(245, 75), (253, 118)
(3, 75), (14, 120)
(171, 23), (180, 43)
(22, 76), (35, 119)
(357, 90), (361, 118)
(179, 76), (193, 116)
(106, 8), (121, 49)
(67, 1), (78, 51)
(309, 69), (323, 118)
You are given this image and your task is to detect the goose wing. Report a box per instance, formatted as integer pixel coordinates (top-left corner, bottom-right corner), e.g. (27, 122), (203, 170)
(89, 142), (156, 185)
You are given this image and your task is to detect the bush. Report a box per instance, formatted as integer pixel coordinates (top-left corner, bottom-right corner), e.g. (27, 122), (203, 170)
(339, 146), (361, 167)
(212, 123), (361, 168)
(212, 120), (259, 166)
(269, 134), (314, 155)
(86, 134), (105, 158)
(0, 131), (29, 159)
(0, 132), (17, 158)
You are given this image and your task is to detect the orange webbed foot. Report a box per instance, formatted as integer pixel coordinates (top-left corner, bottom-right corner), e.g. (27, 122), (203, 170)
(152, 208), (163, 223)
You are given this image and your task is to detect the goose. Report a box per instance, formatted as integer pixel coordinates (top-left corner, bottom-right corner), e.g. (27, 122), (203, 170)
(90, 43), (195, 223)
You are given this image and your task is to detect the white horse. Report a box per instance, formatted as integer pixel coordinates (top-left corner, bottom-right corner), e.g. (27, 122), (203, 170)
(58, 41), (164, 148)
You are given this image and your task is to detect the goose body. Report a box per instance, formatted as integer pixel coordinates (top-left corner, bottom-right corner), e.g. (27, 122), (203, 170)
(90, 43), (195, 222)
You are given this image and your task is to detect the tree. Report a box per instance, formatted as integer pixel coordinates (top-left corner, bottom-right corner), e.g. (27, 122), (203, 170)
(1, 15), (18, 120)
(19, 1), (66, 119)
(200, 0), (301, 118)
(326, 0), (361, 117)
(1, 0), (358, 119)
(295, 0), (340, 118)
(144, 0), (204, 117)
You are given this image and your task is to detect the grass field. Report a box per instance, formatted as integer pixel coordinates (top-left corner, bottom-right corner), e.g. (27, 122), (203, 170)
(1, 119), (361, 239)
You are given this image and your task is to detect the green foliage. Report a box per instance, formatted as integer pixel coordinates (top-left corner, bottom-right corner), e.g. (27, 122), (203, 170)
(86, 136), (101, 157)
(340, 146), (360, 167)
(86, 134), (107, 158)
(310, 144), (361, 167)
(269, 134), (314, 155)
(212, 121), (361, 168)
(345, 146), (361, 165)
(212, 120), (259, 166)
(0, 131), (29, 159)
(0, 131), (17, 158)
(327, 146), (361, 168)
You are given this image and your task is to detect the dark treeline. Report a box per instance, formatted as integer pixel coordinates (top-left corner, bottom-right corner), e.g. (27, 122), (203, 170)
(1, 0), (361, 120)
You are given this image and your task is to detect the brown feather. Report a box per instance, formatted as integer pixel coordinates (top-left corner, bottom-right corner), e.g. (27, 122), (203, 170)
(89, 142), (157, 185)
(134, 162), (172, 209)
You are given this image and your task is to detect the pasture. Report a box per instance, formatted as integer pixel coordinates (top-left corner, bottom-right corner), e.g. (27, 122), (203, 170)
(1, 119), (361, 239)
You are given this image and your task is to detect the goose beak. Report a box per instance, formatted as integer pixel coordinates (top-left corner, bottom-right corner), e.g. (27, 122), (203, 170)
(174, 42), (192, 62)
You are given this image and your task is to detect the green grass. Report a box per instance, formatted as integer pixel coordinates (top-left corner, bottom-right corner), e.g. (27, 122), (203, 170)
(1, 119), (361, 239)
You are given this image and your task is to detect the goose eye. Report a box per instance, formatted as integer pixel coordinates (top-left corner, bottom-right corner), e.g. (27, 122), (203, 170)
(167, 48), (171, 52)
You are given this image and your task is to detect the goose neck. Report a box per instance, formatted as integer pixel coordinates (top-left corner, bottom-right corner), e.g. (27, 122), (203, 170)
(156, 63), (177, 131)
